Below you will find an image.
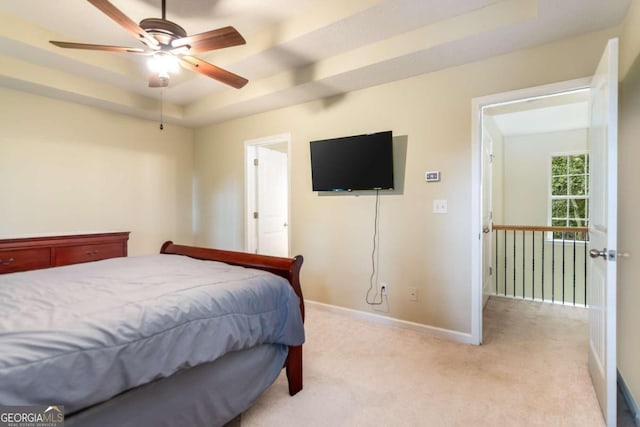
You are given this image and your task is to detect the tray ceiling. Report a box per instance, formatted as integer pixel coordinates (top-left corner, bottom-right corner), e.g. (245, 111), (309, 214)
(0, 0), (631, 127)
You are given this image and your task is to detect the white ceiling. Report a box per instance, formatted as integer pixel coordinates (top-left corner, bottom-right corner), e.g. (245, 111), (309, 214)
(487, 89), (590, 136)
(0, 0), (631, 127)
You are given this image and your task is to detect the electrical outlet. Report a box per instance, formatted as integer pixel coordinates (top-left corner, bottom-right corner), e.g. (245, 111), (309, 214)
(380, 283), (388, 295)
(408, 287), (418, 301)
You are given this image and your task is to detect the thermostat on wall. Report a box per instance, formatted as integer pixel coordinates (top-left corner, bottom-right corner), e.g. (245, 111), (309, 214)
(425, 171), (441, 182)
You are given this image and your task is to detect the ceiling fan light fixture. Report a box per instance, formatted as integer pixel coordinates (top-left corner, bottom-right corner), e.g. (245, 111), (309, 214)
(148, 52), (179, 76)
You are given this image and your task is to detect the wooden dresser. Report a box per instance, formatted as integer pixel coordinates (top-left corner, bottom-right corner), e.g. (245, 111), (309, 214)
(0, 232), (130, 274)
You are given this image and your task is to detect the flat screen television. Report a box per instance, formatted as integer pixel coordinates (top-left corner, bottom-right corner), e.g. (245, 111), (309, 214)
(310, 131), (394, 191)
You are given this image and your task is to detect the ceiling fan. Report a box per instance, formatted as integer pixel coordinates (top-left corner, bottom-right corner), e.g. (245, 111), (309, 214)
(49, 0), (248, 89)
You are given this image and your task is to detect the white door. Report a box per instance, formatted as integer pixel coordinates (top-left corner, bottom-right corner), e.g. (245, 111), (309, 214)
(256, 146), (289, 257)
(482, 128), (494, 309)
(587, 38), (618, 427)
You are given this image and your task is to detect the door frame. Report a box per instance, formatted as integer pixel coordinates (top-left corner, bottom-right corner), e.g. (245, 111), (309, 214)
(244, 133), (292, 255)
(470, 77), (591, 345)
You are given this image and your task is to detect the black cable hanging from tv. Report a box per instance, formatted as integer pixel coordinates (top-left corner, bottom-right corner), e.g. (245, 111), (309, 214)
(366, 189), (384, 306)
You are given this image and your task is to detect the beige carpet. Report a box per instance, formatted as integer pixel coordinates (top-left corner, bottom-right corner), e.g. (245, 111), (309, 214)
(240, 297), (603, 426)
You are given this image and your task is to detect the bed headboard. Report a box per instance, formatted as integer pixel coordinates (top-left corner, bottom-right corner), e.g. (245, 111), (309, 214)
(160, 241), (305, 321)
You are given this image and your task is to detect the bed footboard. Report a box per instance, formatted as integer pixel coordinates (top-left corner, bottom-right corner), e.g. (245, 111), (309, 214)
(160, 241), (304, 396)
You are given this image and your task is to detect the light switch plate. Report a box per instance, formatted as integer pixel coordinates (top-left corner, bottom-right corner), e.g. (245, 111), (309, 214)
(433, 199), (448, 214)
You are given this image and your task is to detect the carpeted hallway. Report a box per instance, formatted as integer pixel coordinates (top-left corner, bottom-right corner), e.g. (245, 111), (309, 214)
(238, 297), (603, 426)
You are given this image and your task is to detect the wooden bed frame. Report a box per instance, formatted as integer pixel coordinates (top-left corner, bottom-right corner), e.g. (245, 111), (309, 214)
(160, 241), (305, 396)
(0, 235), (304, 424)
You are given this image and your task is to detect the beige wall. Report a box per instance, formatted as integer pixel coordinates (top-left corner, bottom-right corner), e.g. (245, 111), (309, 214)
(503, 129), (588, 225)
(0, 87), (194, 255)
(618, 0), (640, 414)
(193, 28), (617, 334)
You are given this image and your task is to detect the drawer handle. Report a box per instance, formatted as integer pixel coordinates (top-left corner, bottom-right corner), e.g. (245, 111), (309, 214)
(0, 257), (15, 265)
(85, 251), (100, 256)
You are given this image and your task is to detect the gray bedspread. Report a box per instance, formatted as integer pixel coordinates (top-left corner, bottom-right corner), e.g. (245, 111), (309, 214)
(0, 254), (305, 413)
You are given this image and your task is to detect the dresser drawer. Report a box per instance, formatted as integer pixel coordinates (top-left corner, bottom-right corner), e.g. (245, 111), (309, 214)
(0, 248), (51, 274)
(54, 243), (125, 266)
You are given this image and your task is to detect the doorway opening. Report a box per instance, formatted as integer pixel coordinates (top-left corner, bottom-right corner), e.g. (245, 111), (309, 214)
(471, 77), (592, 345)
(484, 87), (592, 308)
(245, 133), (291, 257)
(474, 86), (595, 425)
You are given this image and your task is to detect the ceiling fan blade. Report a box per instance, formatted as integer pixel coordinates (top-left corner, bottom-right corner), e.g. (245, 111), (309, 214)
(171, 26), (246, 54)
(87, 0), (159, 48)
(50, 41), (146, 53)
(179, 55), (248, 89)
(149, 74), (169, 88)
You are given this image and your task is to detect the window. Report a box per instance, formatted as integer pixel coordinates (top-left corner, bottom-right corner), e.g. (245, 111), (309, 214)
(550, 153), (589, 241)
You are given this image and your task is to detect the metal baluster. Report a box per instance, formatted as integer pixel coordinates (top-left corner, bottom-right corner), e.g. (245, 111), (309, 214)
(541, 231), (545, 302)
(495, 229), (499, 295)
(513, 230), (516, 298)
(584, 232), (588, 306)
(504, 230), (507, 296)
(562, 233), (566, 304)
(552, 236), (555, 303)
(522, 230), (525, 299)
(573, 233), (576, 305)
(491, 225), (588, 306)
(532, 230), (535, 301)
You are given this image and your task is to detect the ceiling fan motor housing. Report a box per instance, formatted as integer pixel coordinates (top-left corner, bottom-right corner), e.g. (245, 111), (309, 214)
(140, 18), (187, 47)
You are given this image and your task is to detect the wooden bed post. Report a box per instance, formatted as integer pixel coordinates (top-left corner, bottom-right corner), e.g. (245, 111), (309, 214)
(285, 254), (304, 395)
(286, 345), (303, 395)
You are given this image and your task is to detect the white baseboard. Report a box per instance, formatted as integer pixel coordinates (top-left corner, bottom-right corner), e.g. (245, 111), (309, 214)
(305, 300), (475, 345)
(618, 370), (640, 426)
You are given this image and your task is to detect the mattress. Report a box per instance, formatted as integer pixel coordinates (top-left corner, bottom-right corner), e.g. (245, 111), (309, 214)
(0, 254), (305, 413)
(66, 344), (288, 427)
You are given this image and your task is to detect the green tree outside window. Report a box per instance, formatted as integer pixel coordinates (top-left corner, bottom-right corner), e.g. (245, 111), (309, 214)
(550, 153), (589, 241)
